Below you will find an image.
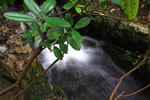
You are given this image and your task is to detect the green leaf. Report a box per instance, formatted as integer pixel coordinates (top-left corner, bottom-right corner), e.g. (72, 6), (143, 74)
(111, 0), (120, 5)
(29, 41), (35, 49)
(75, 7), (82, 13)
(42, 0), (56, 14)
(67, 37), (81, 51)
(35, 35), (40, 41)
(48, 28), (62, 40)
(57, 34), (68, 43)
(39, 41), (51, 47)
(65, 13), (73, 26)
(32, 33), (39, 37)
(22, 32), (33, 38)
(45, 17), (71, 28)
(98, 0), (107, 10)
(75, 17), (91, 29)
(30, 23), (38, 33)
(7, 0), (15, 5)
(58, 88), (68, 100)
(3, 12), (40, 22)
(77, 4), (84, 8)
(71, 30), (82, 42)
(53, 46), (63, 60)
(49, 84), (53, 90)
(22, 2), (30, 10)
(22, 40), (29, 46)
(40, 23), (48, 32)
(0, 0), (8, 10)
(64, 2), (73, 9)
(59, 43), (68, 54)
(24, 0), (41, 16)
(120, 0), (139, 20)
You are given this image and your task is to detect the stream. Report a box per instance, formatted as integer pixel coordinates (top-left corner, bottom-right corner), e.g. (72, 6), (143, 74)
(3, 4), (150, 100)
(20, 9), (150, 100)
(37, 36), (150, 100)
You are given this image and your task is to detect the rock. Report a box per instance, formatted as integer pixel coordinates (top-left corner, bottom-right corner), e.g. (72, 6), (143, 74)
(119, 21), (148, 34)
(0, 75), (24, 100)
(0, 46), (7, 53)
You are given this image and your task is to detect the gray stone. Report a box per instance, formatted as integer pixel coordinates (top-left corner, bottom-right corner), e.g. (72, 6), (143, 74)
(0, 46), (7, 53)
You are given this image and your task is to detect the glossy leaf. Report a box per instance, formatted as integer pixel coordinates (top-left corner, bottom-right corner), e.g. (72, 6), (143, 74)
(24, 0), (41, 16)
(65, 13), (73, 26)
(58, 34), (68, 43)
(22, 32), (33, 38)
(30, 23), (38, 33)
(77, 4), (84, 8)
(59, 43), (68, 54)
(29, 41), (35, 49)
(111, 0), (120, 5)
(22, 40), (29, 46)
(98, 0), (107, 10)
(75, 17), (91, 29)
(120, 0), (139, 20)
(64, 2), (73, 9)
(42, 0), (56, 14)
(48, 28), (62, 40)
(45, 17), (71, 28)
(67, 37), (81, 51)
(53, 46), (63, 60)
(7, 0), (15, 5)
(54, 27), (64, 33)
(3, 12), (40, 22)
(0, 0), (8, 10)
(40, 23), (48, 32)
(39, 41), (51, 47)
(32, 33), (39, 37)
(35, 35), (40, 41)
(75, 7), (82, 13)
(71, 30), (82, 42)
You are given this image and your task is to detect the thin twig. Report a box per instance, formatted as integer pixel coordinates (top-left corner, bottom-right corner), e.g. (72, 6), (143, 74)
(72, 0), (93, 18)
(0, 46), (43, 95)
(122, 83), (150, 98)
(52, 0), (81, 16)
(84, 12), (147, 24)
(11, 59), (59, 100)
(109, 49), (150, 100)
(114, 92), (125, 100)
(0, 31), (47, 95)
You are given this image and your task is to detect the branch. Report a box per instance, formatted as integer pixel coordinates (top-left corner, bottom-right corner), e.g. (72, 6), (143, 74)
(109, 49), (150, 100)
(84, 12), (147, 24)
(122, 83), (150, 98)
(72, 0), (93, 18)
(0, 31), (47, 95)
(0, 46), (43, 95)
(114, 92), (125, 100)
(11, 59), (59, 100)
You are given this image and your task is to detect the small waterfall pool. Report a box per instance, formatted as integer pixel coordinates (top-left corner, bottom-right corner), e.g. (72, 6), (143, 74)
(38, 36), (150, 100)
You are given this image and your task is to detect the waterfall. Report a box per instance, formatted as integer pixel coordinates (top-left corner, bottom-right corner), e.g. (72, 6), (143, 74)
(22, 9), (149, 100)
(5, 5), (149, 100)
(38, 36), (149, 100)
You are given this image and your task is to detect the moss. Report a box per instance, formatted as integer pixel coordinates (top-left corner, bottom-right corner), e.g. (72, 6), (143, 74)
(25, 62), (44, 85)
(24, 61), (67, 100)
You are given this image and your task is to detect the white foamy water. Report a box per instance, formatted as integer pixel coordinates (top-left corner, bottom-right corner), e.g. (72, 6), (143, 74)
(37, 36), (149, 100)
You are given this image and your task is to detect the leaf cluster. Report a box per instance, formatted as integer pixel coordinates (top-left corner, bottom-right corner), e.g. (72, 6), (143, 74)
(3, 0), (91, 60)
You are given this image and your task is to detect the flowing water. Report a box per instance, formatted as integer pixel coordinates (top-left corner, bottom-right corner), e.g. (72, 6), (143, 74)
(22, 10), (150, 100)
(37, 36), (150, 100)
(5, 5), (150, 100)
